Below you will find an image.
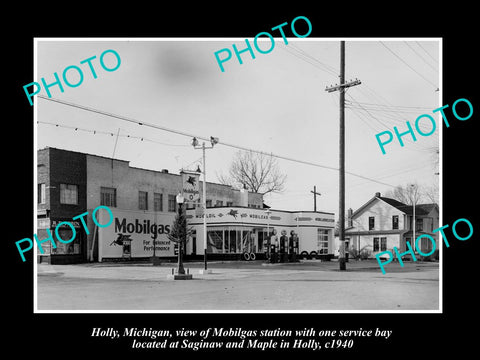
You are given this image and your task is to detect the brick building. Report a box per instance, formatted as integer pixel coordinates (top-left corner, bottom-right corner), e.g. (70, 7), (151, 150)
(36, 147), (263, 264)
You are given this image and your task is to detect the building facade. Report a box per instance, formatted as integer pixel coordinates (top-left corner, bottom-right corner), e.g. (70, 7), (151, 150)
(338, 192), (439, 260)
(36, 147), (262, 264)
(37, 147), (335, 263)
(186, 207), (335, 260)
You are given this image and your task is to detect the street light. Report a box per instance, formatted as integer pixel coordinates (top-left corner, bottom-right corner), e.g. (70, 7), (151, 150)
(265, 209), (271, 257)
(410, 184), (417, 255)
(192, 136), (218, 272)
(175, 193), (185, 275)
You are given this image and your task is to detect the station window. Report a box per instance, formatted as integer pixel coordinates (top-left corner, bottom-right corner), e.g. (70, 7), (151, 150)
(154, 193), (163, 212)
(139, 191), (148, 210)
(60, 184), (78, 205)
(206, 199), (212, 208)
(52, 227), (81, 255)
(215, 200), (223, 207)
(317, 229), (329, 254)
(38, 183), (46, 204)
(168, 194), (176, 212)
(206, 227), (256, 254)
(101, 187), (117, 207)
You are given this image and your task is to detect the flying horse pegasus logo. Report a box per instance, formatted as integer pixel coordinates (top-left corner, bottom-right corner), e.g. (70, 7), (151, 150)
(186, 176), (197, 187)
(227, 209), (238, 219)
(110, 233), (132, 246)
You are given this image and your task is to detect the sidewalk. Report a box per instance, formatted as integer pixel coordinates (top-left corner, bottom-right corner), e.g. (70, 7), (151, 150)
(36, 259), (439, 311)
(37, 258), (439, 281)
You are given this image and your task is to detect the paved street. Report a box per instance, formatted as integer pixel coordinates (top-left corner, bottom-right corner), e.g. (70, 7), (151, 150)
(36, 260), (439, 311)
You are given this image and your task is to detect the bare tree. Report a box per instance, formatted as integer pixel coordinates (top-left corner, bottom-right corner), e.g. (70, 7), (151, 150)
(423, 182), (439, 206)
(218, 151), (287, 195)
(384, 182), (440, 205)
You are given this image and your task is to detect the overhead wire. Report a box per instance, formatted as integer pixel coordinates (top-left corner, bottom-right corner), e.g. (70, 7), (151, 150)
(344, 93), (439, 151)
(279, 44), (339, 78)
(38, 120), (191, 147)
(415, 41), (438, 64)
(37, 95), (398, 188)
(379, 41), (438, 90)
(403, 41), (438, 72)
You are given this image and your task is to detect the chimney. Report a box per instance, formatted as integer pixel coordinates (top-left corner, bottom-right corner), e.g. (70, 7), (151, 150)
(375, 192), (381, 197)
(347, 208), (353, 227)
(161, 169), (169, 173)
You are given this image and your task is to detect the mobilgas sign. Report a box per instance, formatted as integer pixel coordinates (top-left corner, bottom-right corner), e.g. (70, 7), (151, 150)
(187, 207), (335, 228)
(181, 171), (200, 204)
(114, 218), (171, 235)
(97, 208), (176, 261)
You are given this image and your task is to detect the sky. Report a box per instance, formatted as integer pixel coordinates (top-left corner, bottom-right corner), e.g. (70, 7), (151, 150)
(35, 38), (440, 216)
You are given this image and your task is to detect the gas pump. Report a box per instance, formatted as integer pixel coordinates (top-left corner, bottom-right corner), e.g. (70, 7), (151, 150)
(269, 229), (278, 263)
(292, 232), (299, 262)
(288, 230), (295, 262)
(280, 230), (288, 263)
(263, 231), (269, 261)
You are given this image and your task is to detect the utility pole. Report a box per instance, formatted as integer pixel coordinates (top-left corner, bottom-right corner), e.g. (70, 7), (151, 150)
(325, 41), (361, 271)
(311, 186), (321, 212)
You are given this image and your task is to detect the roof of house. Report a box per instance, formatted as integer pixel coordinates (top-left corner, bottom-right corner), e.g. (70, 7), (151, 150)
(352, 193), (438, 218)
(379, 197), (437, 216)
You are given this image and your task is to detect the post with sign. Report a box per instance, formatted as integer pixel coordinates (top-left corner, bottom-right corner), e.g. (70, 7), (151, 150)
(167, 193), (193, 280)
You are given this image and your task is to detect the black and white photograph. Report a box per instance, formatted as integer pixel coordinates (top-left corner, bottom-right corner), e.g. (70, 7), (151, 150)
(6, 6), (477, 357)
(33, 38), (441, 312)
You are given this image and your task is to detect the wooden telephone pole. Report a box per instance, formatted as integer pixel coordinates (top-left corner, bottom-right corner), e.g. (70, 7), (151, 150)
(325, 41), (361, 271)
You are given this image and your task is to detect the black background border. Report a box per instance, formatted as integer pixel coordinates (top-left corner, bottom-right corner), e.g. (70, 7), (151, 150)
(6, 5), (477, 357)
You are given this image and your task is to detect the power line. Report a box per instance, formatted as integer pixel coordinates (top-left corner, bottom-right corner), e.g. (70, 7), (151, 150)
(403, 41), (438, 72)
(344, 93), (439, 151)
(279, 44), (339, 78)
(38, 121), (191, 147)
(415, 41), (438, 63)
(37, 95), (397, 188)
(289, 43), (339, 74)
(344, 99), (432, 112)
(379, 41), (438, 90)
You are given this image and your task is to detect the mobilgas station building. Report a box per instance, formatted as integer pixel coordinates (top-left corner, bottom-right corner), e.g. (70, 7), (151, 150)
(37, 147), (335, 264)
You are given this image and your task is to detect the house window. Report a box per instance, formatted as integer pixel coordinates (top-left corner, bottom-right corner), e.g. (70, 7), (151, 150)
(419, 236), (433, 254)
(317, 229), (329, 254)
(380, 237), (387, 251)
(392, 215), (399, 230)
(369, 217), (375, 230)
(60, 184), (78, 204)
(139, 191), (148, 210)
(206, 199), (212, 208)
(373, 237), (380, 252)
(38, 183), (46, 204)
(215, 200), (223, 207)
(415, 218), (423, 231)
(168, 194), (177, 212)
(100, 187), (117, 207)
(154, 193), (163, 212)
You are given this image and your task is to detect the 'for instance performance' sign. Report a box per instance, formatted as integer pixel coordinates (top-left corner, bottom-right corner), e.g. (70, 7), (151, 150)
(97, 208), (176, 261)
